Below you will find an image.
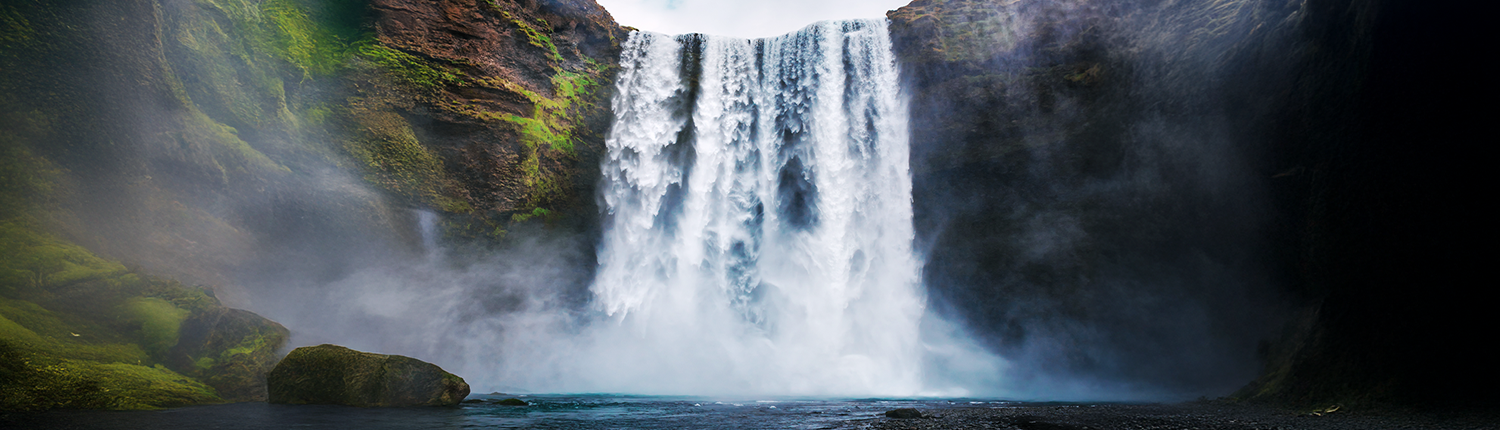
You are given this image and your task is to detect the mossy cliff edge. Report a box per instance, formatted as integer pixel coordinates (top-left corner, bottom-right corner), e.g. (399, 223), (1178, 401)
(1, 221), (288, 410)
(2, 0), (621, 411)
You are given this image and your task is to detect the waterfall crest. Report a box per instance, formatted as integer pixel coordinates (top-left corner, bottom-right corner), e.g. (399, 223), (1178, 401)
(587, 19), (926, 395)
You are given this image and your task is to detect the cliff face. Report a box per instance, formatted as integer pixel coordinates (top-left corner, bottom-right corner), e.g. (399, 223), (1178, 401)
(1, 0), (622, 286)
(889, 0), (1486, 408)
(1, 0), (621, 410)
(360, 0), (623, 235)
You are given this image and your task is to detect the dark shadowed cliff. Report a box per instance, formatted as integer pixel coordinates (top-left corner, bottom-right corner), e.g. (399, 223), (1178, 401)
(889, 0), (1486, 408)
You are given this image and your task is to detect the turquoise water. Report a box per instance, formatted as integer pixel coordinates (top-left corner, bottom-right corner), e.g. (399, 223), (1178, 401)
(2, 395), (1018, 429)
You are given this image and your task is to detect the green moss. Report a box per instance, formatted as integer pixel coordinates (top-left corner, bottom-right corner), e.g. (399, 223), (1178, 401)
(0, 220), (127, 291)
(341, 107), (448, 203)
(502, 114), (573, 153)
(122, 298), (191, 357)
(303, 103), (333, 125)
(0, 5), (35, 50)
(1, 339), (217, 411)
(267, 344), (469, 407)
(181, 108), (289, 175)
(221, 331), (267, 358)
(500, 10), (562, 61)
(194, 356), (217, 370)
(242, 0), (361, 79)
(0, 298), (150, 364)
(435, 196), (473, 214)
(0, 220), (265, 410)
(356, 44), (466, 90)
(510, 207), (552, 223)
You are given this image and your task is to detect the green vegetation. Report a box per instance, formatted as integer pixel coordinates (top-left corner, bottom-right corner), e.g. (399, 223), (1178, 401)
(498, 70), (601, 154)
(0, 5), (35, 49)
(1, 340), (219, 411)
(0, 220), (284, 410)
(123, 298), (192, 357)
(510, 207), (552, 223)
(357, 44), (467, 90)
(500, 10), (562, 61)
(0, 141), (60, 231)
(0, 224), (228, 410)
(196, 0), (369, 79)
(340, 106), (449, 203)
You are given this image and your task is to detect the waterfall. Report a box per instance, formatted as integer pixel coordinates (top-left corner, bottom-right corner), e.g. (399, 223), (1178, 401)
(588, 19), (926, 395)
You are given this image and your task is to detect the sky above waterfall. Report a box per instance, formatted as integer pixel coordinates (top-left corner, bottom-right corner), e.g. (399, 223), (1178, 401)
(595, 0), (913, 38)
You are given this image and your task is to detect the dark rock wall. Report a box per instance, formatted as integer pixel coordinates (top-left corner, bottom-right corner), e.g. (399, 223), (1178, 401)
(890, 0), (1486, 406)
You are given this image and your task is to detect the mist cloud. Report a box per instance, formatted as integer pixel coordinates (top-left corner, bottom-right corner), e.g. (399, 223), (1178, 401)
(597, 0), (911, 37)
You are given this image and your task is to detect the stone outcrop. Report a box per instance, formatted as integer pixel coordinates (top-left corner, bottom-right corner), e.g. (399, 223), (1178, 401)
(267, 344), (469, 407)
(167, 307), (290, 402)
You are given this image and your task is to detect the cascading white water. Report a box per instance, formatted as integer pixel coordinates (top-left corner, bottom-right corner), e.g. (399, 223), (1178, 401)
(587, 19), (926, 395)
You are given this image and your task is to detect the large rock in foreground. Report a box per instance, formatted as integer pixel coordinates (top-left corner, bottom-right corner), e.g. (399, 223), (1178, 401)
(267, 345), (469, 407)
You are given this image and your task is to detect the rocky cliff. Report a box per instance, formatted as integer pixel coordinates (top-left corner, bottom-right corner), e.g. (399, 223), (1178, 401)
(2, 0), (1482, 412)
(1, 0), (621, 410)
(888, 0), (1486, 408)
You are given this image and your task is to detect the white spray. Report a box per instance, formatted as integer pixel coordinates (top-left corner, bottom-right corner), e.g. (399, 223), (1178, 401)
(453, 19), (1005, 398)
(582, 19), (923, 395)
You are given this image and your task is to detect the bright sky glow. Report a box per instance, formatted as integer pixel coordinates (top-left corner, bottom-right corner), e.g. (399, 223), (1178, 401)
(596, 0), (914, 39)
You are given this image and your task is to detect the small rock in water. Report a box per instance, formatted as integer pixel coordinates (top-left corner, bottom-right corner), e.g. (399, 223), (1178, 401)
(496, 398), (528, 406)
(885, 408), (923, 419)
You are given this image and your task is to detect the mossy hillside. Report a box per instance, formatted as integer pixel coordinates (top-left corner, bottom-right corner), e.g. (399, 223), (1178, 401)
(1, 222), (285, 409)
(0, 224), (227, 410)
(0, 340), (219, 411)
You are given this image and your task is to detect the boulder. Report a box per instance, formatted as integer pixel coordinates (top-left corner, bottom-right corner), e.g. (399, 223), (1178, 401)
(267, 344), (469, 407)
(168, 307), (289, 402)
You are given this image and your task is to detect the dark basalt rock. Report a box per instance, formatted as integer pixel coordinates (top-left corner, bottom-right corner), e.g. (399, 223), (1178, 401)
(496, 398), (528, 406)
(267, 344), (469, 407)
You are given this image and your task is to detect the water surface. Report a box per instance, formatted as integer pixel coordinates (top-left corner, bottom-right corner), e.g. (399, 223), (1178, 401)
(2, 394), (1021, 429)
